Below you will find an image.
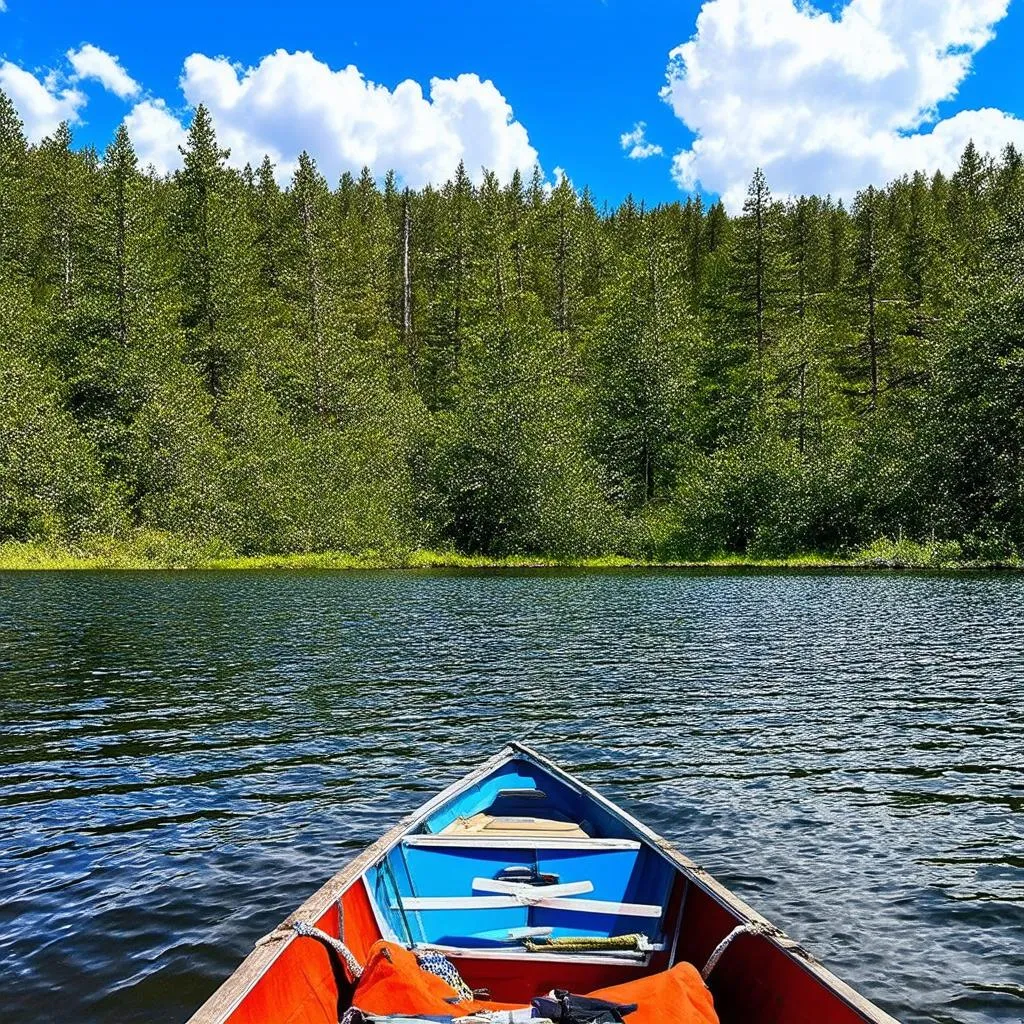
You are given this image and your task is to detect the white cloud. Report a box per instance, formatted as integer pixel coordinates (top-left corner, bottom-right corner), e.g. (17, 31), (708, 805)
(661, 0), (1024, 210)
(0, 2), (8, 13)
(620, 121), (664, 159)
(125, 49), (539, 187)
(67, 44), (140, 100)
(122, 99), (188, 174)
(0, 61), (85, 142)
(541, 165), (573, 197)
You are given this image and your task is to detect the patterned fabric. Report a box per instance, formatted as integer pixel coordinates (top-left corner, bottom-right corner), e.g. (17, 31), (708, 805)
(414, 950), (475, 1002)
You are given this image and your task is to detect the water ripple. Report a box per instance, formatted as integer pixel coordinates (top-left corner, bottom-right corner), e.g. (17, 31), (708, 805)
(1, 569), (1022, 1023)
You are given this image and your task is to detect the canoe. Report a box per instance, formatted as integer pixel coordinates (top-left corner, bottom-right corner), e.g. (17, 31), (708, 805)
(187, 743), (899, 1024)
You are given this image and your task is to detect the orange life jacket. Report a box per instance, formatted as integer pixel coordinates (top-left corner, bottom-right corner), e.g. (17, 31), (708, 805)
(350, 941), (522, 1017)
(587, 960), (720, 1024)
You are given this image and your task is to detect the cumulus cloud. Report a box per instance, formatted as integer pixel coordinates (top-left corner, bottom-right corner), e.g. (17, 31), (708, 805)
(661, 0), (1024, 210)
(123, 99), (188, 174)
(126, 49), (539, 187)
(0, 60), (85, 141)
(620, 121), (664, 159)
(67, 44), (140, 99)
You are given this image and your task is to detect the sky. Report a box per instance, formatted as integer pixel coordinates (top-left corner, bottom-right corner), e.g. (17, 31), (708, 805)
(2, 0), (1024, 211)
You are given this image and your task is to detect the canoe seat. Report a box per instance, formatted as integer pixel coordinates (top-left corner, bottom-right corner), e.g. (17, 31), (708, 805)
(440, 812), (590, 839)
(394, 883), (662, 918)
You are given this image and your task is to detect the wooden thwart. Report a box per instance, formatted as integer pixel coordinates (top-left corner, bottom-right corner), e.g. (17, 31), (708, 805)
(472, 878), (595, 898)
(394, 894), (663, 918)
(403, 835), (641, 850)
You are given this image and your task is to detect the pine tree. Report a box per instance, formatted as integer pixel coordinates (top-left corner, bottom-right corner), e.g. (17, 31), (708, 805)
(505, 169), (527, 295)
(900, 171), (942, 346)
(994, 144), (1024, 215)
(401, 187), (415, 364)
(33, 123), (100, 311)
(589, 215), (693, 507)
(103, 125), (139, 349)
(0, 89), (31, 287)
(680, 195), (706, 310)
(254, 156), (284, 291)
(429, 161), (478, 390)
(730, 169), (787, 355)
(478, 169), (509, 311)
(948, 141), (993, 271)
(851, 186), (890, 410)
(927, 198), (1024, 552)
(290, 151), (332, 419)
(549, 176), (579, 334)
(173, 105), (259, 400)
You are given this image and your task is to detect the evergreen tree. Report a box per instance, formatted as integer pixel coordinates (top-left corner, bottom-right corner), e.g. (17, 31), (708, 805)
(0, 89), (31, 288)
(851, 186), (895, 410)
(289, 151), (333, 419)
(926, 200), (1024, 553)
(948, 141), (993, 270)
(589, 216), (692, 508)
(0, 104), (1021, 564)
(729, 169), (787, 355)
(173, 105), (258, 399)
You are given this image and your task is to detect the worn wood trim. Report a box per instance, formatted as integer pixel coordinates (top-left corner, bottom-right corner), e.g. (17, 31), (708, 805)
(508, 742), (903, 1024)
(186, 746), (521, 1024)
(402, 835), (641, 850)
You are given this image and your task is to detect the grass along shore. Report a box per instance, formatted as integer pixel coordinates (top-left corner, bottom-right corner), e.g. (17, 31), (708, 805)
(0, 534), (1018, 572)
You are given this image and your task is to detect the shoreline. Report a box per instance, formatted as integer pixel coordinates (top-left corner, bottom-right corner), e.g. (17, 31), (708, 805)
(0, 541), (1019, 573)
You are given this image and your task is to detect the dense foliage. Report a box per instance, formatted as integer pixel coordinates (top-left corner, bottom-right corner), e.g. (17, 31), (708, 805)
(2, 93), (1023, 560)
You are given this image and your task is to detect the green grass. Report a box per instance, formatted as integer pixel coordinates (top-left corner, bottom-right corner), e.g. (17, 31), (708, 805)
(0, 532), (1019, 572)
(850, 536), (1021, 570)
(0, 536), (847, 571)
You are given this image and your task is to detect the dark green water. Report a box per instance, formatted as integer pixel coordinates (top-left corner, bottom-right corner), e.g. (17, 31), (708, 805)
(1, 569), (1022, 1024)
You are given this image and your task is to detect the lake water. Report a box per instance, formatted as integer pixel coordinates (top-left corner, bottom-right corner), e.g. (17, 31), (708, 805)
(1, 569), (1022, 1024)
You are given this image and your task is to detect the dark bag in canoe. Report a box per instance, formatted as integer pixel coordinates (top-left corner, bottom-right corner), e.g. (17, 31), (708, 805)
(532, 990), (638, 1023)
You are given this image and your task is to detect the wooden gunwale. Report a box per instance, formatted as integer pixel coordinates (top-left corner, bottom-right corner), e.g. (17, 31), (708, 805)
(187, 746), (518, 1024)
(187, 742), (900, 1024)
(510, 743), (901, 1024)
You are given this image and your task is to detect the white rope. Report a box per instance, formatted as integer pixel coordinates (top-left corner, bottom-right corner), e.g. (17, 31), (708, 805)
(291, 919), (364, 979)
(701, 922), (768, 981)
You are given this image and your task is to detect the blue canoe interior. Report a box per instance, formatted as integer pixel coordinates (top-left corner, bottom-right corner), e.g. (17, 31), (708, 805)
(187, 744), (901, 1024)
(366, 759), (676, 954)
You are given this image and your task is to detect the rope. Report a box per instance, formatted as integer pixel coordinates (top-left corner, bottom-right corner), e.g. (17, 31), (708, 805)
(523, 933), (646, 953)
(291, 919), (364, 979)
(701, 922), (768, 981)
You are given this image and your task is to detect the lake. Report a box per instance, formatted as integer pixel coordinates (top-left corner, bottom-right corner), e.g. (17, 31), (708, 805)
(1, 569), (1022, 1023)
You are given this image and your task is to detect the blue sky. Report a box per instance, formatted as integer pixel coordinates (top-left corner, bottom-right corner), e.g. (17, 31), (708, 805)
(2, 0), (1024, 209)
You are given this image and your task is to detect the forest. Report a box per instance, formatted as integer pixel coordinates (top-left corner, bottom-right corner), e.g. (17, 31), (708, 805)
(1, 89), (1023, 564)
